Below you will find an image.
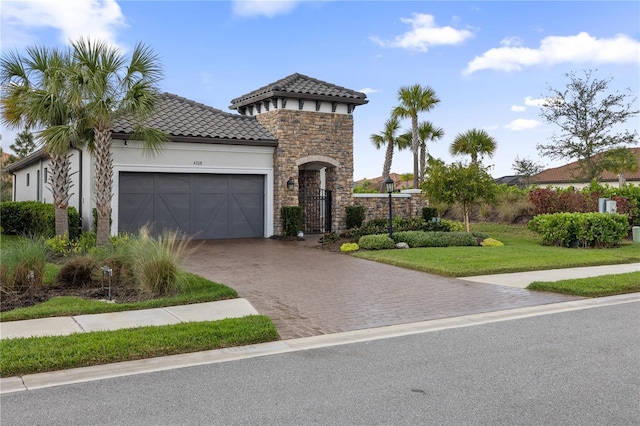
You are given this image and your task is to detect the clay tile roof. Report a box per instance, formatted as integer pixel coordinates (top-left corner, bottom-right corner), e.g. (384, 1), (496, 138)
(530, 147), (640, 184)
(229, 73), (368, 109)
(113, 93), (277, 145)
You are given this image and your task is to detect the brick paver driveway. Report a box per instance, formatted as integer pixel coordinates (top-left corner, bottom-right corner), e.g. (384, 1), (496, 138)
(182, 238), (580, 340)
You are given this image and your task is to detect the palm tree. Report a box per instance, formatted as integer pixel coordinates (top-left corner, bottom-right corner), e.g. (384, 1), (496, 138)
(370, 116), (411, 191)
(393, 84), (440, 189)
(417, 121), (444, 183)
(449, 129), (497, 165)
(68, 39), (167, 247)
(1, 46), (78, 238)
(602, 147), (638, 187)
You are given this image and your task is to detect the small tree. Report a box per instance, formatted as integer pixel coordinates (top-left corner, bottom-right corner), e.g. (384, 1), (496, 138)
(421, 161), (497, 232)
(512, 156), (545, 186)
(537, 69), (639, 182)
(10, 129), (37, 158)
(601, 147), (638, 188)
(449, 128), (497, 165)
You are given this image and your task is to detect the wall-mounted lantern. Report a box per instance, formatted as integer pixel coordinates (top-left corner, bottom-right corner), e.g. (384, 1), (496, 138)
(287, 177), (295, 191)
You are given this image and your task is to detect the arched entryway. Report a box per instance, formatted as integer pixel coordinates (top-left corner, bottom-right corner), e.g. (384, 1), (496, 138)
(296, 156), (338, 234)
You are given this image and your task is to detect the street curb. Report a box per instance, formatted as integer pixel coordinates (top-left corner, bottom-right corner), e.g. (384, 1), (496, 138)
(2, 292), (638, 394)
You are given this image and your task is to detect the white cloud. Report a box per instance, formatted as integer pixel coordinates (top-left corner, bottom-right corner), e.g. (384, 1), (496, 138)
(504, 119), (541, 131)
(232, 0), (299, 18)
(1, 0), (126, 48)
(464, 32), (640, 75)
(524, 96), (548, 107)
(359, 88), (379, 95)
(500, 36), (524, 47)
(511, 105), (526, 112)
(371, 13), (473, 52)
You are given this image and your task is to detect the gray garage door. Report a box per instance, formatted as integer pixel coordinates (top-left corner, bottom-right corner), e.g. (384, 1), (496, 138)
(119, 172), (264, 239)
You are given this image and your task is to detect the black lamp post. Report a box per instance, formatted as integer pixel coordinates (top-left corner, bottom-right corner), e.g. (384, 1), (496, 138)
(385, 176), (395, 238)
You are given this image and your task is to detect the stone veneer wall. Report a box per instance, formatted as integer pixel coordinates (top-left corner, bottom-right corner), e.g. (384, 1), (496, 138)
(352, 192), (428, 224)
(256, 110), (354, 235)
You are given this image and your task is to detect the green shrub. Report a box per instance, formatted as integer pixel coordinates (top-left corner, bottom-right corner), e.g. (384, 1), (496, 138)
(281, 206), (303, 237)
(45, 234), (80, 257)
(393, 231), (479, 248)
(340, 242), (359, 252)
(346, 205), (366, 229)
(358, 234), (395, 250)
(0, 201), (80, 239)
(441, 219), (465, 232)
(480, 238), (504, 247)
(319, 231), (340, 244)
(528, 212), (629, 248)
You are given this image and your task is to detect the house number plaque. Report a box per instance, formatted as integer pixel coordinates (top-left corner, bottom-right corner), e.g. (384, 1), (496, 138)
(193, 161), (203, 165)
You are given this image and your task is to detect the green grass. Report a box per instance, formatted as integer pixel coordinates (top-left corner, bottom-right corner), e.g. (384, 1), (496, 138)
(0, 315), (279, 377)
(528, 272), (640, 297)
(0, 271), (238, 322)
(352, 223), (640, 277)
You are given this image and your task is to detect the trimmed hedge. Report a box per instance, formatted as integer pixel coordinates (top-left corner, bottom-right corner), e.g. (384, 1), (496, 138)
(346, 217), (465, 239)
(358, 234), (395, 250)
(528, 212), (629, 248)
(393, 231), (480, 248)
(0, 201), (80, 239)
(281, 206), (303, 237)
(346, 205), (366, 229)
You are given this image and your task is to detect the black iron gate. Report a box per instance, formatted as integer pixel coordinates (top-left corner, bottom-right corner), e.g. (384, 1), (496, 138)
(299, 189), (332, 234)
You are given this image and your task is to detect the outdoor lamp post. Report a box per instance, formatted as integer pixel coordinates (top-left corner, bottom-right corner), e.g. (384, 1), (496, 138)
(385, 176), (394, 238)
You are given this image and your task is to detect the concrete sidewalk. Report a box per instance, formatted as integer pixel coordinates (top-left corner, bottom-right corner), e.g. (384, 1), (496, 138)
(460, 263), (640, 288)
(0, 298), (258, 340)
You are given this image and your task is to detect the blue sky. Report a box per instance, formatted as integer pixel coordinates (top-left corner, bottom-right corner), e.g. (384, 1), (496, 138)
(2, 0), (639, 180)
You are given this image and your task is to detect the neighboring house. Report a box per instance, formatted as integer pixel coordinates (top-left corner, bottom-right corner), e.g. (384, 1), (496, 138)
(494, 175), (525, 188)
(529, 147), (640, 189)
(3, 73), (368, 239)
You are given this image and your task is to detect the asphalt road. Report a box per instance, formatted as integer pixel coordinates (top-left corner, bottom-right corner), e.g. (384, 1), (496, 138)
(2, 302), (639, 426)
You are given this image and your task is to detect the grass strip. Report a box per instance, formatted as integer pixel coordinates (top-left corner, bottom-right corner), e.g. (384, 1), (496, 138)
(0, 315), (278, 377)
(1, 272), (237, 322)
(527, 272), (640, 297)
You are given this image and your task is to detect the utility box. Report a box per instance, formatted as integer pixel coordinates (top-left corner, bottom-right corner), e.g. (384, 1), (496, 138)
(598, 197), (609, 213)
(633, 226), (640, 243)
(605, 200), (617, 214)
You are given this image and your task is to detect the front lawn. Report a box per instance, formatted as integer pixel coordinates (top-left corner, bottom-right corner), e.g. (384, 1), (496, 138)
(351, 223), (640, 277)
(0, 315), (278, 377)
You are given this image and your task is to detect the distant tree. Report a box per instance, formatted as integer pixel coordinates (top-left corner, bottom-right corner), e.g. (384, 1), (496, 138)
(537, 69), (639, 182)
(370, 115), (410, 191)
(393, 84), (440, 189)
(601, 147), (638, 187)
(421, 161), (497, 233)
(0, 147), (17, 201)
(401, 121), (444, 183)
(10, 129), (37, 158)
(449, 128), (497, 165)
(512, 156), (545, 186)
(399, 173), (413, 189)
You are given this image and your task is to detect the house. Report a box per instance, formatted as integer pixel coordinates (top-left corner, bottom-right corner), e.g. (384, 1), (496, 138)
(529, 147), (640, 189)
(3, 73), (368, 239)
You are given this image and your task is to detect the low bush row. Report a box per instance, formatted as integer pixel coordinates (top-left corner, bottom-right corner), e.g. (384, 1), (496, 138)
(357, 230), (491, 250)
(347, 217), (464, 240)
(0, 201), (80, 239)
(528, 212), (629, 248)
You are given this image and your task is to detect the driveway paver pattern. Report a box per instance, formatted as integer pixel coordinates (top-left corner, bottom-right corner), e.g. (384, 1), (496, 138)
(183, 238), (581, 340)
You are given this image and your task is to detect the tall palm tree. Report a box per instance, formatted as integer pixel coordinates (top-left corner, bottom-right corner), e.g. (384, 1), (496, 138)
(449, 128), (497, 165)
(370, 116), (411, 191)
(602, 147), (638, 187)
(1, 46), (78, 238)
(393, 84), (440, 189)
(68, 39), (167, 247)
(417, 121), (444, 183)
